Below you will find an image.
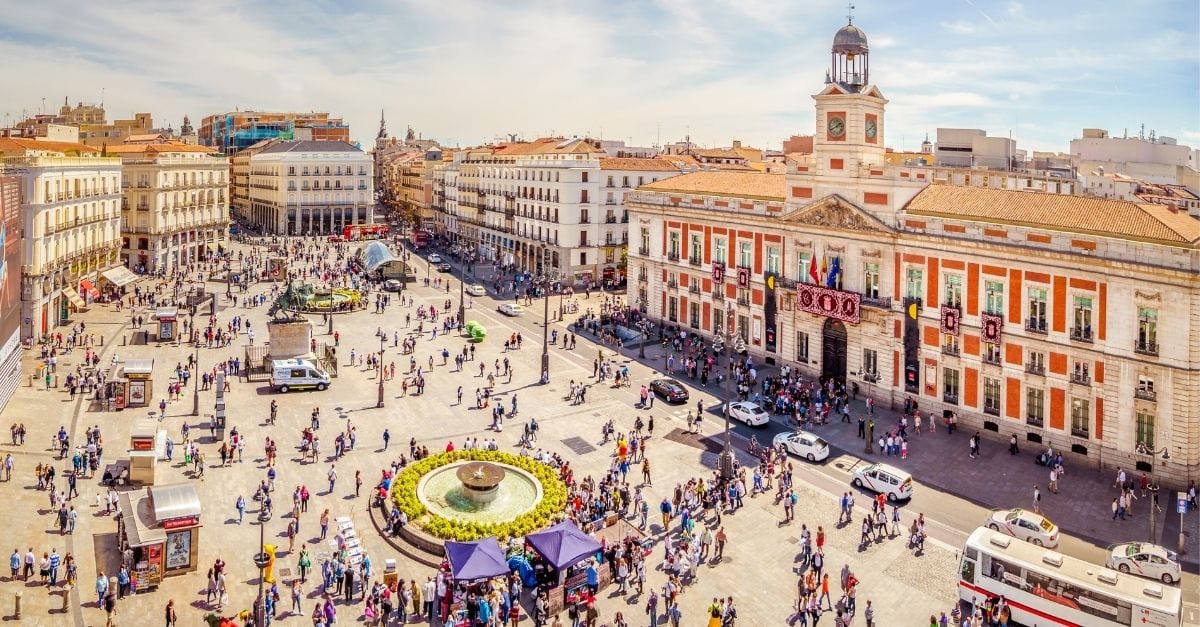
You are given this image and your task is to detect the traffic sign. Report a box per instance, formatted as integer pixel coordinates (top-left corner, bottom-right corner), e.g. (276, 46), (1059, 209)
(1178, 495), (1189, 514)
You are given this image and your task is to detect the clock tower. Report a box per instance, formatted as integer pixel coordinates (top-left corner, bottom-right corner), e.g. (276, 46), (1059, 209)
(812, 16), (887, 172)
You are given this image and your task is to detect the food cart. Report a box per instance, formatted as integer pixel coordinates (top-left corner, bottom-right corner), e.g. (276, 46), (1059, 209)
(153, 307), (179, 342)
(121, 358), (154, 407)
(116, 483), (202, 592)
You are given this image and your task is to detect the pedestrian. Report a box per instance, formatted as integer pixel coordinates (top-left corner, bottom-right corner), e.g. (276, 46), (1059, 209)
(1049, 467), (1059, 494)
(1032, 485), (1041, 514)
(1009, 433), (1019, 455)
(236, 495), (246, 524)
(165, 599), (178, 627)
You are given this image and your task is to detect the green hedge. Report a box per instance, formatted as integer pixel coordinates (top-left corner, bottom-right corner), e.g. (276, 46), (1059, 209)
(391, 450), (568, 542)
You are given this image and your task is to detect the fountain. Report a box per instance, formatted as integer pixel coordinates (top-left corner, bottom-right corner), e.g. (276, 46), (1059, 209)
(456, 462), (506, 505)
(417, 460), (543, 525)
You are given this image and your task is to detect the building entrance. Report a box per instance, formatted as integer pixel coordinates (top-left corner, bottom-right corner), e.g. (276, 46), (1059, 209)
(822, 317), (847, 385)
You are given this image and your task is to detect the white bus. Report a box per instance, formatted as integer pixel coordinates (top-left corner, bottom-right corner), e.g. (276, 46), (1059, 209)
(959, 527), (1181, 627)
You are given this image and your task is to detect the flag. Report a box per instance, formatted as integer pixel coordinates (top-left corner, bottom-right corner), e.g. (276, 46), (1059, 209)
(826, 256), (841, 288)
(808, 255), (819, 284)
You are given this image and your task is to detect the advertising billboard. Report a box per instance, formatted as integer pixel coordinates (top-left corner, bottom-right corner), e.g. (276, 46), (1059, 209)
(0, 176), (22, 412)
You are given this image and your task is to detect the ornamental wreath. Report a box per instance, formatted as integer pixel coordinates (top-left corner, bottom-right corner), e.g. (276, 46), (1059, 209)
(390, 450), (568, 542)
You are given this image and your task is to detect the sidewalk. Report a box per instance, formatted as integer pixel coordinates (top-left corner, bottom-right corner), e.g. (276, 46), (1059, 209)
(622, 340), (1198, 569)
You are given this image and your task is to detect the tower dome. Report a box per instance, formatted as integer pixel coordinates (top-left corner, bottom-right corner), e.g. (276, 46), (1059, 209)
(832, 23), (869, 55)
(828, 19), (870, 89)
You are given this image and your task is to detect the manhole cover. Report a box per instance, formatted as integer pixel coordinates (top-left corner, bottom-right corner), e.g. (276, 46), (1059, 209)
(562, 437), (596, 455)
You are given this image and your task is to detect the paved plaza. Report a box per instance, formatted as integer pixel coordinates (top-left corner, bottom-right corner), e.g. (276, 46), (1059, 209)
(0, 237), (1195, 626)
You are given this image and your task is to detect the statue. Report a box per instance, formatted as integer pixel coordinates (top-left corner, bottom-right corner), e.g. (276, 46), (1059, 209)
(268, 281), (307, 321)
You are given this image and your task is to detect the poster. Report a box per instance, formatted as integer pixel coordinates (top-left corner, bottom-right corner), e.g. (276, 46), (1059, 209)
(165, 530), (191, 570)
(128, 380), (146, 406)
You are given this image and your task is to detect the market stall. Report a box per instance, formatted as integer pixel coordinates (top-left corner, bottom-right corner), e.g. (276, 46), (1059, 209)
(116, 483), (202, 592)
(153, 307), (179, 342)
(127, 417), (166, 485)
(523, 520), (602, 613)
(121, 358), (154, 407)
(446, 538), (509, 582)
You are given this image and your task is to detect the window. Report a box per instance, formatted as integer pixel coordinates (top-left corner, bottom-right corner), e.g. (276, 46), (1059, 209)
(765, 246), (781, 274)
(738, 241), (752, 267)
(942, 333), (960, 355)
(905, 268), (923, 300)
(983, 343), (1002, 365)
(797, 332), (810, 362)
(943, 274), (963, 307)
(640, 227), (650, 253)
(943, 367), (960, 404)
(1027, 350), (1045, 375)
(1071, 398), (1090, 438)
(1135, 411), (1155, 449)
(637, 176), (644, 186)
(288, 166), (296, 175)
(1136, 308), (1157, 354)
(688, 302), (700, 328)
(667, 297), (678, 322)
(606, 176), (614, 187)
(622, 176), (630, 188)
(581, 171), (588, 183)
(690, 234), (702, 263)
(863, 348), (877, 376)
(713, 237), (727, 265)
(713, 308), (725, 335)
(579, 252), (587, 265)
(668, 232), (680, 259)
(983, 377), (1001, 415)
(736, 315), (749, 343)
(1072, 296), (1093, 340)
(1026, 387), (1045, 427)
(798, 252), (813, 284)
(580, 190), (588, 203)
(1027, 287), (1048, 332)
(985, 280), (1004, 315)
(858, 262), (878, 297)
(1136, 375), (1156, 401)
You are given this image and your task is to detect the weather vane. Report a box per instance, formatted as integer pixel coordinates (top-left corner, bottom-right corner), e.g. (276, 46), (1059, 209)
(847, 2), (855, 23)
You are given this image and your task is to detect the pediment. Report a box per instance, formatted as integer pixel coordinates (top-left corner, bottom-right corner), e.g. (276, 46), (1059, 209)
(781, 194), (894, 234)
(817, 83), (848, 96)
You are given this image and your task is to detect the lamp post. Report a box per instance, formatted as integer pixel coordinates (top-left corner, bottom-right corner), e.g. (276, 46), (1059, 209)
(376, 335), (386, 408)
(638, 319), (647, 359)
(714, 328), (745, 483)
(252, 509), (272, 627)
(190, 311), (199, 416)
(458, 261), (465, 325)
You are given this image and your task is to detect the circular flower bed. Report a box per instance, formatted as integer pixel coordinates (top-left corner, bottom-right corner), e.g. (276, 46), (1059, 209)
(391, 450), (568, 542)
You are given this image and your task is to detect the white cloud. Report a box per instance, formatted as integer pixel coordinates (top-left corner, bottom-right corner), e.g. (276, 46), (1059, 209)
(939, 20), (976, 34)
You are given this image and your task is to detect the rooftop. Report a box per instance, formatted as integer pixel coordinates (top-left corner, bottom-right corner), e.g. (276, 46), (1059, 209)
(599, 157), (688, 172)
(905, 184), (1200, 246)
(0, 137), (99, 156)
(257, 140), (363, 155)
(106, 143), (219, 156)
(638, 171), (786, 201)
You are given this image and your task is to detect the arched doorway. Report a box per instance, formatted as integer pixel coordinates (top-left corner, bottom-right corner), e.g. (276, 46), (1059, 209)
(822, 318), (848, 384)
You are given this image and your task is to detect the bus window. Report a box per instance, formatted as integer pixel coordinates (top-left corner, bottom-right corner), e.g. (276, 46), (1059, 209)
(960, 557), (975, 584)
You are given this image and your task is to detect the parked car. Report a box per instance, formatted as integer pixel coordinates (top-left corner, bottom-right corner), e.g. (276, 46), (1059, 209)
(382, 279), (403, 292)
(437, 263), (452, 272)
(984, 508), (1060, 548)
(649, 378), (689, 404)
(772, 430), (830, 462)
(1106, 542), (1180, 584)
(725, 401), (770, 426)
(497, 303), (524, 316)
(428, 253), (443, 263)
(465, 284), (486, 297)
(851, 463), (914, 501)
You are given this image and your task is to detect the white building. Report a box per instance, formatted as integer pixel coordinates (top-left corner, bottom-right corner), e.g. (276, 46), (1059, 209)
(1070, 128), (1200, 190)
(0, 138), (123, 340)
(247, 140), (374, 235)
(109, 142), (230, 274)
(934, 128), (1021, 170)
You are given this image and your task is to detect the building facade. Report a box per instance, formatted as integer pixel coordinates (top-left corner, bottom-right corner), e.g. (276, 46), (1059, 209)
(109, 143), (230, 274)
(0, 138), (123, 340)
(625, 20), (1200, 486)
(0, 175), (22, 413)
(245, 140), (373, 235)
(199, 111), (350, 155)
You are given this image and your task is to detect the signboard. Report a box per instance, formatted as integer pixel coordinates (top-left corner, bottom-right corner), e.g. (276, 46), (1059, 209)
(131, 438), (155, 452)
(794, 283), (861, 324)
(940, 306), (961, 336)
(163, 516), (199, 530)
(1179, 495), (1189, 514)
(165, 529), (192, 569)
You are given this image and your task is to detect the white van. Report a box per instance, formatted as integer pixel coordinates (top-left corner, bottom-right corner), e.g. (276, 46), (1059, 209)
(270, 359), (331, 393)
(851, 462), (914, 501)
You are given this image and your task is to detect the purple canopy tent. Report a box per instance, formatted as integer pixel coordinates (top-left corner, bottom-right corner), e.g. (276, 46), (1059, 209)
(445, 538), (510, 582)
(524, 520), (602, 570)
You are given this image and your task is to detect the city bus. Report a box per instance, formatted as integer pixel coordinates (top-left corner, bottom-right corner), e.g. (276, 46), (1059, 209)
(959, 527), (1182, 627)
(343, 224), (389, 241)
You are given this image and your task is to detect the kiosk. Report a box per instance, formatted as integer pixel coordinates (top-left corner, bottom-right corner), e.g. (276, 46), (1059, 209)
(128, 418), (166, 485)
(121, 358), (155, 408)
(116, 483), (202, 592)
(153, 307), (179, 342)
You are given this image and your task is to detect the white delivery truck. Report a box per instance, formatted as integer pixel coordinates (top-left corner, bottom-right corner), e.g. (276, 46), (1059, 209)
(270, 358), (331, 393)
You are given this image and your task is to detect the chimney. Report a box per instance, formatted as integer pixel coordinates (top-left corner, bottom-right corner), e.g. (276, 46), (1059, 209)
(732, 140), (742, 149)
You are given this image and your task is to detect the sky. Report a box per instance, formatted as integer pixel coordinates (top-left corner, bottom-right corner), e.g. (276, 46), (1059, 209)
(1, 0), (1197, 153)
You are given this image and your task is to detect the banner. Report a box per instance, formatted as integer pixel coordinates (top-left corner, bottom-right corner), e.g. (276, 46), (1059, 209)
(764, 272), (778, 352)
(982, 313), (1004, 344)
(711, 262), (725, 283)
(940, 306), (961, 336)
(794, 283), (860, 324)
(736, 266), (750, 288)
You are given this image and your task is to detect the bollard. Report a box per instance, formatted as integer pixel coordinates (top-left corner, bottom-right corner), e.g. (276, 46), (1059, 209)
(14, 591), (21, 618)
(122, 334), (126, 346)
(98, 336), (104, 346)
(60, 585), (69, 611)
(54, 374), (59, 388)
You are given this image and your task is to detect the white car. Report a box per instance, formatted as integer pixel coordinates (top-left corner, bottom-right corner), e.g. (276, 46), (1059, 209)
(725, 401), (770, 426)
(428, 253), (442, 263)
(851, 463), (914, 501)
(497, 303), (524, 316)
(1106, 542), (1180, 585)
(985, 508), (1060, 548)
(465, 284), (486, 297)
(772, 430), (830, 462)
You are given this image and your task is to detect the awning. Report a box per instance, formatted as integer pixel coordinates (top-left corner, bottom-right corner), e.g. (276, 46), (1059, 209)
(119, 489), (166, 548)
(445, 538), (510, 582)
(80, 279), (98, 299)
(149, 483), (202, 522)
(61, 286), (87, 309)
(524, 520), (602, 570)
(101, 265), (143, 288)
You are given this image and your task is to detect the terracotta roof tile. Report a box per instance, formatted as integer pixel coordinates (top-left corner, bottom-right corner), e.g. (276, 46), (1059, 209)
(599, 157), (684, 172)
(905, 184), (1200, 245)
(638, 171), (785, 201)
(107, 143), (217, 155)
(0, 137), (99, 155)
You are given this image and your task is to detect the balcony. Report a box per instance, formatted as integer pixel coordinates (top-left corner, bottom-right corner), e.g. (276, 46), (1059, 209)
(861, 295), (893, 309)
(1070, 327), (1093, 343)
(1134, 388), (1157, 402)
(638, 246), (650, 256)
(1070, 373), (1090, 386)
(666, 279), (679, 289)
(605, 215), (618, 223)
(1070, 426), (1090, 439)
(638, 271), (648, 282)
(1025, 362), (1045, 376)
(666, 252), (680, 262)
(1026, 416), (1045, 428)
(688, 284), (701, 295)
(941, 344), (960, 356)
(689, 256), (702, 267)
(943, 393), (959, 405)
(736, 295), (750, 306)
(1134, 340), (1158, 357)
(1025, 318), (1048, 335)
(983, 405), (1000, 417)
(712, 290), (724, 301)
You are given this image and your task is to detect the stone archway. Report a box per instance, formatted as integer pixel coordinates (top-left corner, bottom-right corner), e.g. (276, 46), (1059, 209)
(822, 317), (848, 385)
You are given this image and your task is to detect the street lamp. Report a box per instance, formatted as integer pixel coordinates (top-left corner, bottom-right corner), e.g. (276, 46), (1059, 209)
(714, 328), (745, 483)
(190, 310), (199, 416)
(377, 335), (386, 408)
(252, 509), (273, 627)
(638, 319), (647, 359)
(538, 248), (555, 382)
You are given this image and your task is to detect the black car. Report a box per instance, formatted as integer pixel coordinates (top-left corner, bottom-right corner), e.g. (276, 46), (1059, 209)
(650, 378), (689, 404)
(437, 263), (453, 272)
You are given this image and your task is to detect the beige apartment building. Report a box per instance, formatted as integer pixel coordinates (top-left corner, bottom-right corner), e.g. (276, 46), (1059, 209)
(245, 140), (374, 235)
(108, 142), (230, 274)
(0, 138), (123, 340)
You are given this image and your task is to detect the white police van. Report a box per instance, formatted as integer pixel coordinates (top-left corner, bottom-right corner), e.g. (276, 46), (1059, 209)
(270, 359), (331, 393)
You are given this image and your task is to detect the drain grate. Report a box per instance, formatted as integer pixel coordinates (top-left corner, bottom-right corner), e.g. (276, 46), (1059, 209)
(562, 436), (597, 455)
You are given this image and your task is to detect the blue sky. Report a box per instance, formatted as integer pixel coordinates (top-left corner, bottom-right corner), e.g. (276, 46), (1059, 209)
(1, 0), (1196, 153)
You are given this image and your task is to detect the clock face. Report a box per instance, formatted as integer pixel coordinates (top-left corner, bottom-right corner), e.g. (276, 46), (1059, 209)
(827, 116), (846, 138)
(865, 119), (877, 140)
